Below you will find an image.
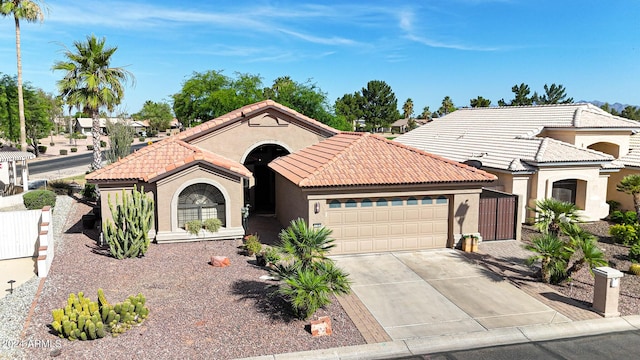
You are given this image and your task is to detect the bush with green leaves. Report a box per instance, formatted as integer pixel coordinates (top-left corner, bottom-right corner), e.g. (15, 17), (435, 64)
(37, 145), (47, 154)
(629, 243), (640, 262)
(104, 186), (154, 259)
(81, 183), (98, 201)
(610, 210), (638, 225)
(185, 219), (203, 235)
(86, 145), (94, 150)
(609, 224), (639, 246)
(48, 180), (73, 195)
(270, 218), (350, 319)
(60, 149), (68, 155)
(203, 218), (222, 232)
(23, 190), (56, 209)
(244, 234), (262, 255)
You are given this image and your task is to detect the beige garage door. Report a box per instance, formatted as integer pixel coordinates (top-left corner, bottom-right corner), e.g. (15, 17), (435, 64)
(326, 196), (449, 255)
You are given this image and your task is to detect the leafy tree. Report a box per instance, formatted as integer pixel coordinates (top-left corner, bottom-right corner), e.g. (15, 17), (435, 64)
(534, 83), (573, 105)
(335, 92), (363, 130)
(360, 80), (400, 132)
(24, 88), (52, 156)
(407, 118), (418, 131)
(470, 96), (491, 108)
(53, 35), (134, 171)
(402, 98), (414, 119)
(437, 96), (456, 117)
(133, 100), (173, 132)
(531, 198), (580, 237)
(0, 73), (52, 155)
(617, 174), (640, 220)
(105, 120), (134, 164)
(172, 70), (238, 125)
(620, 105), (640, 120)
(419, 106), (432, 120)
(1, 0), (46, 151)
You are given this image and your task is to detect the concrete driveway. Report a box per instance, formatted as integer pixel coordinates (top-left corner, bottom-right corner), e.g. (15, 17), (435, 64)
(332, 250), (570, 340)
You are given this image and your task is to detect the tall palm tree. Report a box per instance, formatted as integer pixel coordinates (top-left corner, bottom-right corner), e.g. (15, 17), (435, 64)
(617, 174), (640, 220)
(532, 198), (581, 237)
(52, 35), (134, 170)
(1, 0), (46, 151)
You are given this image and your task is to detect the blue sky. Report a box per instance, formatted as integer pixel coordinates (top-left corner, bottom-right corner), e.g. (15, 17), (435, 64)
(1, 0), (638, 116)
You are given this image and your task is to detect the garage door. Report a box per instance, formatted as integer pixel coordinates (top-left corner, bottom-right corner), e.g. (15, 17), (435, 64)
(325, 196), (449, 254)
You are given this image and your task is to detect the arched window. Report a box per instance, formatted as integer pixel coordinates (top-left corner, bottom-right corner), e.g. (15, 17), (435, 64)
(422, 196), (433, 205)
(329, 200), (342, 208)
(345, 199), (357, 208)
(436, 196), (448, 204)
(392, 198), (403, 206)
(377, 198), (388, 206)
(407, 197), (418, 205)
(178, 183), (226, 228)
(361, 198), (373, 207)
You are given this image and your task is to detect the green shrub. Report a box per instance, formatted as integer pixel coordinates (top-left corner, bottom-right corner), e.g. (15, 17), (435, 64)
(81, 183), (98, 201)
(609, 224), (638, 246)
(630, 243), (640, 262)
(138, 136), (146, 142)
(50, 142), (55, 147)
(23, 190), (56, 209)
(203, 218), (222, 233)
(607, 200), (621, 214)
(100, 140), (106, 148)
(610, 210), (638, 225)
(48, 180), (73, 195)
(37, 145), (47, 154)
(87, 145), (94, 150)
(185, 219), (202, 235)
(60, 149), (68, 155)
(244, 234), (262, 255)
(70, 147), (78, 153)
(264, 246), (281, 265)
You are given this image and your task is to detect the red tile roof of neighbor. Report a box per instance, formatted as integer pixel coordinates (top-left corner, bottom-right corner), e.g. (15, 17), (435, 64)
(176, 100), (339, 141)
(269, 132), (497, 187)
(86, 138), (251, 183)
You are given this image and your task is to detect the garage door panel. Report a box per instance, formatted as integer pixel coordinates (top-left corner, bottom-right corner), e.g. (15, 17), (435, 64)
(326, 197), (450, 254)
(359, 211), (374, 223)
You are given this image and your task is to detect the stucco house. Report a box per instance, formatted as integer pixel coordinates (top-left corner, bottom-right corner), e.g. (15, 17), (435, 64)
(395, 103), (640, 224)
(87, 100), (496, 254)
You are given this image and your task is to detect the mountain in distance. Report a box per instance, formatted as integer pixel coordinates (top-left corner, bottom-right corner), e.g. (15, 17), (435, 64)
(582, 100), (639, 113)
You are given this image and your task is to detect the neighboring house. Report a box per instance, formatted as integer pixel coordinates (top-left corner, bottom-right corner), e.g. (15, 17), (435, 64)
(87, 100), (496, 254)
(74, 118), (141, 135)
(611, 133), (640, 211)
(390, 118), (408, 134)
(396, 103), (640, 225)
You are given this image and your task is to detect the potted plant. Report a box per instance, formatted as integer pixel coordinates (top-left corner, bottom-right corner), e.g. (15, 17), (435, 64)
(244, 234), (262, 256)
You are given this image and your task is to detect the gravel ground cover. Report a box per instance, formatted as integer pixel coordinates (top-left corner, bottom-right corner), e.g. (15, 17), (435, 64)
(520, 221), (640, 316)
(20, 200), (365, 360)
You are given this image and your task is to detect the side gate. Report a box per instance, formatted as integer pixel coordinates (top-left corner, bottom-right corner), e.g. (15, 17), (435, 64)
(479, 189), (517, 241)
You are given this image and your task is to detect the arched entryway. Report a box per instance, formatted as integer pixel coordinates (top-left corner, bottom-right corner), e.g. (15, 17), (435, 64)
(243, 144), (290, 213)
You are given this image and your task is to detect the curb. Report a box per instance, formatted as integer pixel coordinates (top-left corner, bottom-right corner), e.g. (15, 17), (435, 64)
(237, 315), (640, 360)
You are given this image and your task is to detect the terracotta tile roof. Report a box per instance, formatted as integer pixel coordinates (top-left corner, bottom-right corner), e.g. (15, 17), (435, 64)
(176, 100), (339, 141)
(269, 132), (496, 187)
(86, 138), (251, 183)
(396, 103), (628, 172)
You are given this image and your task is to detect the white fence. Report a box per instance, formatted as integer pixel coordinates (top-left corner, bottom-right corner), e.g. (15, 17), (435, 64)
(0, 206), (54, 277)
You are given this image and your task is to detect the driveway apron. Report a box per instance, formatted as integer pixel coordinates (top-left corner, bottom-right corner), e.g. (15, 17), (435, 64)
(333, 249), (570, 340)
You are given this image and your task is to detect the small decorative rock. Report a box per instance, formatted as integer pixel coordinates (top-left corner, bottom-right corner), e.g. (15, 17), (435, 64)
(310, 316), (332, 337)
(211, 256), (230, 267)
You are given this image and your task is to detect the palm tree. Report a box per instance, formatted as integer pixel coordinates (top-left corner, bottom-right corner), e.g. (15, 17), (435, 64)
(52, 35), (134, 170)
(402, 98), (414, 119)
(617, 174), (640, 220)
(532, 198), (581, 237)
(1, 0), (46, 151)
(525, 234), (566, 283)
(277, 218), (335, 270)
(565, 225), (607, 277)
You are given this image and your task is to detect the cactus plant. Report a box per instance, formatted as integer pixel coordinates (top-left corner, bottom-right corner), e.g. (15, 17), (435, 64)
(51, 289), (149, 340)
(104, 185), (155, 259)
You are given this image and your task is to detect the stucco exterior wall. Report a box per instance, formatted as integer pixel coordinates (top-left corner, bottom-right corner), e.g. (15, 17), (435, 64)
(188, 111), (331, 163)
(153, 165), (246, 242)
(274, 173), (309, 226)
(531, 167), (609, 221)
(98, 182), (156, 233)
(608, 169), (638, 212)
